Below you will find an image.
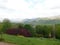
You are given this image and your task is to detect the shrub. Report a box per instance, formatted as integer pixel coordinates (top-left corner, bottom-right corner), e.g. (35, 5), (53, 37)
(18, 28), (32, 37)
(6, 28), (32, 37)
(6, 28), (18, 35)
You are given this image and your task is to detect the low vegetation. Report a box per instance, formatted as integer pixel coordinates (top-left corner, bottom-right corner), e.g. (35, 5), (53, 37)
(1, 34), (60, 45)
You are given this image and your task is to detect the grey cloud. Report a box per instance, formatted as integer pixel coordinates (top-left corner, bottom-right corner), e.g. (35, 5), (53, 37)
(0, 6), (7, 9)
(0, 0), (8, 3)
(50, 6), (60, 9)
(0, 6), (16, 13)
(2, 0), (8, 2)
(0, 0), (14, 13)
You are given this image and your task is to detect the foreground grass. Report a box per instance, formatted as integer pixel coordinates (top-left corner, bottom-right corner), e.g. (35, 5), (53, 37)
(0, 34), (60, 45)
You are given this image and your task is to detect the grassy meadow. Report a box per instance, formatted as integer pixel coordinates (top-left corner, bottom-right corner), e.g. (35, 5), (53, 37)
(0, 34), (60, 45)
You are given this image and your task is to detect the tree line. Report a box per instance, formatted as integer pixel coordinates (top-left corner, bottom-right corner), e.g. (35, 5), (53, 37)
(0, 19), (60, 39)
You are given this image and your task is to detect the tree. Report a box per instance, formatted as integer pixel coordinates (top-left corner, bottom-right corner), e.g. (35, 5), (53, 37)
(24, 24), (35, 36)
(42, 25), (52, 38)
(1, 19), (11, 33)
(0, 19), (11, 40)
(35, 25), (43, 37)
(51, 24), (56, 38)
(55, 24), (60, 39)
(18, 23), (24, 29)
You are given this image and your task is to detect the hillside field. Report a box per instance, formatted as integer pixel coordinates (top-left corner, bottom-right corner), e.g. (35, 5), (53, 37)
(0, 34), (60, 45)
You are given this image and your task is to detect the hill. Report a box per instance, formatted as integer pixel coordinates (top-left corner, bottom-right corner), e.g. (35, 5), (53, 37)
(22, 15), (60, 25)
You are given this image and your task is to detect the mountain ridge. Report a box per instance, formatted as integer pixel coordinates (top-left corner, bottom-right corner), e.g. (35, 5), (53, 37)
(22, 15), (60, 25)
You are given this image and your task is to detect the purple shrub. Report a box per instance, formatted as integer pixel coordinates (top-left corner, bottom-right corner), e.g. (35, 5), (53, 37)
(18, 28), (32, 37)
(6, 28), (32, 37)
(6, 28), (18, 35)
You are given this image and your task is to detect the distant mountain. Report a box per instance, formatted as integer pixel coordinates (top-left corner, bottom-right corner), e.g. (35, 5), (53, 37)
(22, 15), (60, 25)
(48, 15), (60, 20)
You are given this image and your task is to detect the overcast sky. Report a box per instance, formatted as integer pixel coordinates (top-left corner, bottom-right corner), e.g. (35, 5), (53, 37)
(0, 0), (60, 21)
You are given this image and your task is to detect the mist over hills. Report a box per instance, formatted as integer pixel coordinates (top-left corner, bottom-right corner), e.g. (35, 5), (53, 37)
(2, 15), (60, 25)
(22, 15), (60, 25)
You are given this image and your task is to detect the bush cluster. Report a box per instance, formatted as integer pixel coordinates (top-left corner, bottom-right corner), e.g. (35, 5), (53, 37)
(6, 28), (31, 37)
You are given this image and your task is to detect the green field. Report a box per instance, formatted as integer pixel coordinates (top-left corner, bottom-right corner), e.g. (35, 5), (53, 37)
(1, 34), (60, 45)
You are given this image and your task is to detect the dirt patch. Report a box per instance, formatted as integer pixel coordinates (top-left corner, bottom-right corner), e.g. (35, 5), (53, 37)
(0, 42), (16, 45)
